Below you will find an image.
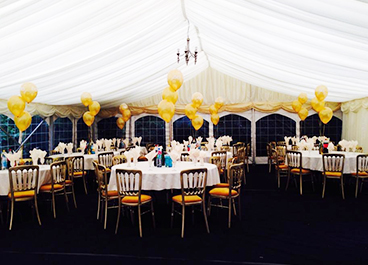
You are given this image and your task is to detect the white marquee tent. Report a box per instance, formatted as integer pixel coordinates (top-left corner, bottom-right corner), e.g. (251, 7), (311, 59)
(0, 0), (368, 151)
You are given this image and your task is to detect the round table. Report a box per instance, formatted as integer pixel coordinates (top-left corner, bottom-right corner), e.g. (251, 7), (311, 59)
(0, 165), (51, 196)
(108, 161), (220, 191)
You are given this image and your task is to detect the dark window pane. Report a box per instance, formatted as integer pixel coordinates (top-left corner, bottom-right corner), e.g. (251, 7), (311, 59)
(54, 117), (72, 148)
(22, 116), (49, 156)
(213, 114), (251, 145)
(98, 117), (126, 140)
(77, 118), (89, 143)
(173, 116), (209, 143)
(135, 116), (165, 147)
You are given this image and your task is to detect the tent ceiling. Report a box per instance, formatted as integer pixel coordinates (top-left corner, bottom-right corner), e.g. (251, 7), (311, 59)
(0, 0), (367, 108)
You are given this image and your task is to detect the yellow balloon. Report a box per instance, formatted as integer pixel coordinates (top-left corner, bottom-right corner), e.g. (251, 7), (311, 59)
(298, 107), (308, 121)
(158, 100), (175, 123)
(311, 97), (325, 113)
(81, 92), (93, 107)
(122, 109), (131, 122)
(315, 85), (328, 101)
(83, 111), (95, 127)
(167, 69), (183, 91)
(116, 117), (125, 129)
(291, 100), (302, 113)
(14, 111), (32, 132)
(119, 103), (128, 114)
(162, 86), (178, 104)
(214, 97), (224, 110)
(8, 95), (26, 117)
(298, 93), (308, 104)
(191, 115), (204, 131)
(319, 107), (333, 124)
(157, 100), (166, 116)
(209, 104), (218, 115)
(89, 101), (100, 116)
(20, 82), (38, 103)
(191, 92), (203, 108)
(211, 113), (220, 125)
(185, 103), (197, 120)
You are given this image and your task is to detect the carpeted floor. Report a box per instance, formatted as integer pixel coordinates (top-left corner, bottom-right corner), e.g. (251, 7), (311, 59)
(1, 164), (368, 265)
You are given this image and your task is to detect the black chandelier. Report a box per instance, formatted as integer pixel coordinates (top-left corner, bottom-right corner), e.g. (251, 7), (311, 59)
(177, 21), (198, 65)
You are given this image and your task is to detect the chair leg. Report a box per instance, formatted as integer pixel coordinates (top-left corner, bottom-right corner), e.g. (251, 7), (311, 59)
(207, 195), (212, 216)
(299, 175), (303, 195)
(341, 176), (345, 200)
(277, 171), (281, 188)
(322, 175), (326, 198)
(246, 160), (249, 173)
(104, 199), (108, 229)
(64, 189), (70, 212)
(52, 192), (56, 219)
(138, 205), (142, 237)
(115, 203), (121, 234)
(228, 197), (232, 228)
(285, 171), (291, 191)
(34, 196), (41, 226)
(232, 199), (237, 216)
(355, 177), (359, 198)
(82, 175), (88, 194)
(181, 205), (185, 238)
(238, 196), (241, 221)
(71, 184), (77, 208)
(170, 202), (175, 228)
(202, 200), (210, 234)
(9, 200), (14, 230)
(151, 201), (155, 229)
(97, 193), (101, 220)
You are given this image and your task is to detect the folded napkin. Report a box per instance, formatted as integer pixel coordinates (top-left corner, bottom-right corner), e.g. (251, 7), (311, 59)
(197, 136), (202, 144)
(96, 140), (103, 151)
(5, 150), (22, 167)
(112, 138), (117, 147)
(327, 142), (335, 152)
(189, 148), (200, 163)
(174, 144), (184, 154)
(132, 137), (139, 146)
(124, 151), (133, 167)
(145, 150), (157, 161)
(183, 140), (189, 150)
(57, 142), (66, 154)
(188, 136), (193, 144)
(199, 150), (207, 166)
(123, 138), (130, 148)
(215, 139), (223, 151)
(104, 139), (112, 151)
(130, 147), (141, 164)
(169, 150), (180, 165)
(66, 143), (73, 154)
(116, 139), (121, 149)
(80, 140), (87, 152)
(137, 136), (142, 146)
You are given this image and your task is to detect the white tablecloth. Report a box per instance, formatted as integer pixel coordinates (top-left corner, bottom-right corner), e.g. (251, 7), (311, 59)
(0, 165), (51, 196)
(295, 151), (360, 174)
(109, 161), (220, 191)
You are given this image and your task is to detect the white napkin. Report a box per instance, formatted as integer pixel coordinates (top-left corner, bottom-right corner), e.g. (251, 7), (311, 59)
(306, 142), (314, 151)
(112, 138), (117, 148)
(137, 136), (142, 146)
(169, 150), (180, 164)
(215, 139), (223, 151)
(123, 139), (130, 148)
(145, 150), (157, 162)
(96, 140), (103, 151)
(58, 142), (66, 154)
(66, 143), (73, 154)
(189, 148), (200, 163)
(132, 137), (139, 146)
(188, 136), (193, 144)
(116, 139), (121, 149)
(183, 140), (189, 150)
(29, 148), (40, 165)
(104, 139), (112, 151)
(5, 150), (22, 167)
(197, 136), (202, 144)
(327, 142), (335, 152)
(80, 140), (87, 152)
(131, 147), (141, 164)
(39, 150), (47, 164)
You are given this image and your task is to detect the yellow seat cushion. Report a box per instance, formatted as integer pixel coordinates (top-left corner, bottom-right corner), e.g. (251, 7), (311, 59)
(290, 168), (310, 174)
(172, 195), (202, 203)
(8, 190), (35, 198)
(325, 171), (342, 177)
(209, 188), (238, 196)
(73, 171), (86, 176)
(276, 164), (288, 169)
(105, 168), (111, 173)
(65, 179), (72, 184)
(352, 172), (368, 176)
(40, 183), (64, 191)
(101, 190), (118, 197)
(215, 183), (229, 188)
(122, 194), (152, 203)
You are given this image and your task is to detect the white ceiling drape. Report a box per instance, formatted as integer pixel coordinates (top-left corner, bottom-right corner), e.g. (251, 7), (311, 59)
(0, 0), (367, 108)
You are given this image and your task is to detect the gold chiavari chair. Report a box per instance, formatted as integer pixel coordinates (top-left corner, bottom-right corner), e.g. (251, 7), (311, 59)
(353, 154), (368, 198)
(267, 143), (275, 173)
(93, 161), (119, 229)
(355, 146), (364, 153)
(211, 151), (227, 182)
(322, 153), (345, 199)
(18, 158), (33, 165)
(208, 163), (244, 228)
(210, 156), (226, 186)
(277, 141), (286, 146)
(44, 157), (54, 165)
(39, 161), (69, 218)
(112, 155), (127, 165)
(233, 142), (245, 158)
(115, 169), (155, 236)
(8, 165), (42, 230)
(98, 151), (114, 173)
(244, 143), (251, 172)
(273, 150), (288, 189)
(180, 152), (189, 161)
(171, 168), (210, 238)
(286, 151), (314, 195)
(65, 157), (78, 208)
(70, 155), (87, 194)
(235, 147), (246, 184)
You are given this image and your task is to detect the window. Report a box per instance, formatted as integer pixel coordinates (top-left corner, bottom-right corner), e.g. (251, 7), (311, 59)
(300, 114), (342, 144)
(256, 114), (296, 156)
(134, 116), (165, 147)
(214, 114), (251, 145)
(77, 118), (89, 144)
(54, 117), (73, 147)
(0, 114), (19, 152)
(173, 116), (209, 143)
(22, 115), (49, 155)
(98, 117), (126, 139)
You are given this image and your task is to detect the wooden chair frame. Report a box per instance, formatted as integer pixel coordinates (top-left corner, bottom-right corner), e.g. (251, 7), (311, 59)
(286, 151), (314, 195)
(354, 154), (368, 198)
(322, 153), (345, 199)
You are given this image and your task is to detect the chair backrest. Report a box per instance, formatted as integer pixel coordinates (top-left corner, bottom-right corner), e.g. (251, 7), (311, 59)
(98, 152), (114, 168)
(93, 161), (108, 195)
(19, 158), (33, 165)
(229, 163), (244, 193)
(112, 155), (127, 165)
(272, 150), (284, 168)
(8, 165), (40, 196)
(50, 161), (67, 185)
(71, 155), (84, 173)
(276, 146), (286, 160)
(210, 156), (223, 175)
(44, 157), (54, 165)
(245, 143), (251, 158)
(221, 145), (231, 152)
(356, 154), (368, 173)
(286, 151), (303, 169)
(115, 169), (143, 200)
(266, 144), (274, 159)
(322, 153), (345, 173)
(233, 142), (244, 156)
(269, 141), (276, 149)
(277, 141), (286, 146)
(179, 168), (208, 199)
(180, 152), (189, 161)
(356, 146), (364, 153)
(211, 151), (227, 169)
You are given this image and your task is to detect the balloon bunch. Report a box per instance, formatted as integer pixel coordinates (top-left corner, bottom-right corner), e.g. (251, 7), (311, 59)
(292, 93), (308, 121)
(7, 82), (38, 131)
(116, 103), (131, 129)
(158, 69), (183, 123)
(81, 92), (100, 126)
(312, 85), (332, 124)
(209, 97), (224, 125)
(185, 92), (204, 130)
